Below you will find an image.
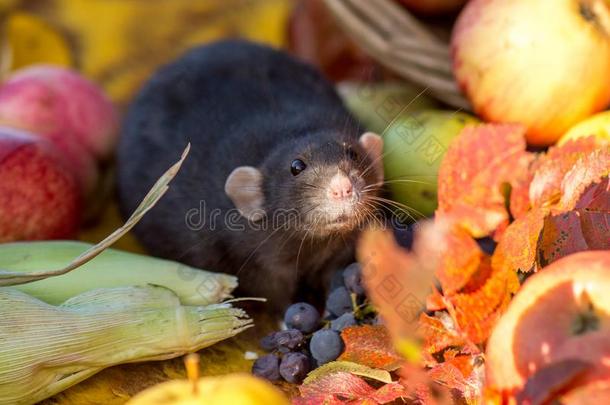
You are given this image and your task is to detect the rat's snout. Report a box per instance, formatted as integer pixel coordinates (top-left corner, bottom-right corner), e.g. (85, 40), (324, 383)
(327, 172), (354, 201)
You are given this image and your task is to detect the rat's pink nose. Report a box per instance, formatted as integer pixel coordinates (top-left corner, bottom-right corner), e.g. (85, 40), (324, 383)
(328, 173), (353, 201)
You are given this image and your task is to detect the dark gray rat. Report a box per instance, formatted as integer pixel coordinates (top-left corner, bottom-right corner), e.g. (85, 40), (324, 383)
(117, 40), (383, 309)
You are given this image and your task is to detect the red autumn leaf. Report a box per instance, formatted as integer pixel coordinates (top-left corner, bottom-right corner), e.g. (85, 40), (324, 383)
(426, 285), (446, 312)
(368, 382), (412, 404)
(292, 394), (344, 405)
(435, 226), (484, 295)
(529, 137), (601, 208)
(428, 355), (484, 402)
(557, 148), (610, 211)
(515, 359), (591, 405)
(418, 313), (467, 364)
(493, 147), (609, 274)
(358, 228), (433, 343)
(492, 207), (548, 273)
(573, 177), (610, 211)
(448, 256), (519, 344)
(339, 325), (403, 371)
(437, 123), (534, 237)
(398, 366), (455, 405)
(459, 251), (493, 293)
(509, 160), (536, 220)
(298, 372), (375, 401)
(295, 371), (410, 404)
(538, 209), (610, 267)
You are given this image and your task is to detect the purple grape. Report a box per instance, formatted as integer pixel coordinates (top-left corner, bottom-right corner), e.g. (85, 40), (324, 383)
(252, 354), (280, 381)
(310, 329), (344, 365)
(392, 222), (415, 250)
(279, 352), (310, 383)
(343, 263), (365, 295)
(329, 268), (345, 291)
(331, 312), (357, 332)
(260, 333), (277, 351)
(284, 303), (320, 333)
(260, 329), (305, 352)
(326, 286), (352, 317)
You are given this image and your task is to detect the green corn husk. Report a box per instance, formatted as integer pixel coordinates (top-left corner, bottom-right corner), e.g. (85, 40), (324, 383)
(0, 241), (237, 306)
(0, 285), (253, 405)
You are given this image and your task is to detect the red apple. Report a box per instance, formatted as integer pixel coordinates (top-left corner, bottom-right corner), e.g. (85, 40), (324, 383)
(0, 65), (118, 193)
(451, 0), (610, 146)
(0, 127), (81, 242)
(398, 0), (467, 15)
(486, 251), (610, 394)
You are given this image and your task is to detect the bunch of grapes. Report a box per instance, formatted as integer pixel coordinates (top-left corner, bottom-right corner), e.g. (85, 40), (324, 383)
(252, 262), (378, 384)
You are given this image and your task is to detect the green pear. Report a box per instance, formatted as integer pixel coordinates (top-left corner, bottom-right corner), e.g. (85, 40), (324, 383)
(382, 110), (479, 219)
(337, 81), (439, 134)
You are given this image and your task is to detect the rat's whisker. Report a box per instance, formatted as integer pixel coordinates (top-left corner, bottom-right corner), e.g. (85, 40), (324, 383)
(362, 178), (434, 191)
(361, 201), (385, 229)
(368, 195), (424, 218)
(368, 196), (426, 222)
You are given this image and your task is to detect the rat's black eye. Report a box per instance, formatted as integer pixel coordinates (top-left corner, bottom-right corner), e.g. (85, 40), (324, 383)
(346, 146), (358, 161)
(291, 159), (307, 176)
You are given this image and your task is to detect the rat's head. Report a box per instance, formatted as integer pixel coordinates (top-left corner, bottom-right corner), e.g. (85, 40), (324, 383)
(225, 131), (383, 236)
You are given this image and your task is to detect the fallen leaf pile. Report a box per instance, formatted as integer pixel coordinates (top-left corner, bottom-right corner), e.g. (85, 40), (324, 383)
(297, 123), (609, 404)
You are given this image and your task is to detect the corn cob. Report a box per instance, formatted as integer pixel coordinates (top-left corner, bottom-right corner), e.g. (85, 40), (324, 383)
(0, 285), (253, 405)
(0, 241), (236, 306)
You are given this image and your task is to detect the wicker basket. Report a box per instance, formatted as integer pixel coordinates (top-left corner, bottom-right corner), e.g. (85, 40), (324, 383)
(323, 0), (471, 111)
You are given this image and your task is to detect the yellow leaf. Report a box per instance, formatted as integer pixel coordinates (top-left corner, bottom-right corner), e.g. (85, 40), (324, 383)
(4, 11), (73, 71)
(36, 0), (292, 106)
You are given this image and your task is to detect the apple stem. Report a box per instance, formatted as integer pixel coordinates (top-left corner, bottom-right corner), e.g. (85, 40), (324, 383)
(185, 353), (200, 395)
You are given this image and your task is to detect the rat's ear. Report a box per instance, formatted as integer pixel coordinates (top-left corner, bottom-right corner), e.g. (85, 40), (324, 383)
(225, 166), (265, 221)
(359, 132), (384, 182)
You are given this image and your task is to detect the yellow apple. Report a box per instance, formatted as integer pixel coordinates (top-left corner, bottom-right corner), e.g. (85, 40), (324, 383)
(127, 373), (289, 405)
(452, 0), (610, 146)
(559, 110), (610, 145)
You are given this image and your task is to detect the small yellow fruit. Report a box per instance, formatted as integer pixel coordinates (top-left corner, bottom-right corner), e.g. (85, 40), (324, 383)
(558, 110), (610, 145)
(127, 373), (289, 405)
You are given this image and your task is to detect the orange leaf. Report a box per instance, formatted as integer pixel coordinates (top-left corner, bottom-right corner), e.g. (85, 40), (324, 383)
(358, 228), (433, 343)
(437, 123), (533, 237)
(436, 226), (483, 295)
(572, 176), (610, 211)
(529, 137), (601, 208)
(428, 355), (484, 402)
(418, 313), (466, 363)
(539, 209), (610, 267)
(398, 365), (455, 405)
(448, 257), (519, 344)
(425, 285), (446, 312)
(557, 148), (610, 211)
(509, 162), (536, 221)
(339, 325), (403, 371)
(492, 207), (547, 273)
